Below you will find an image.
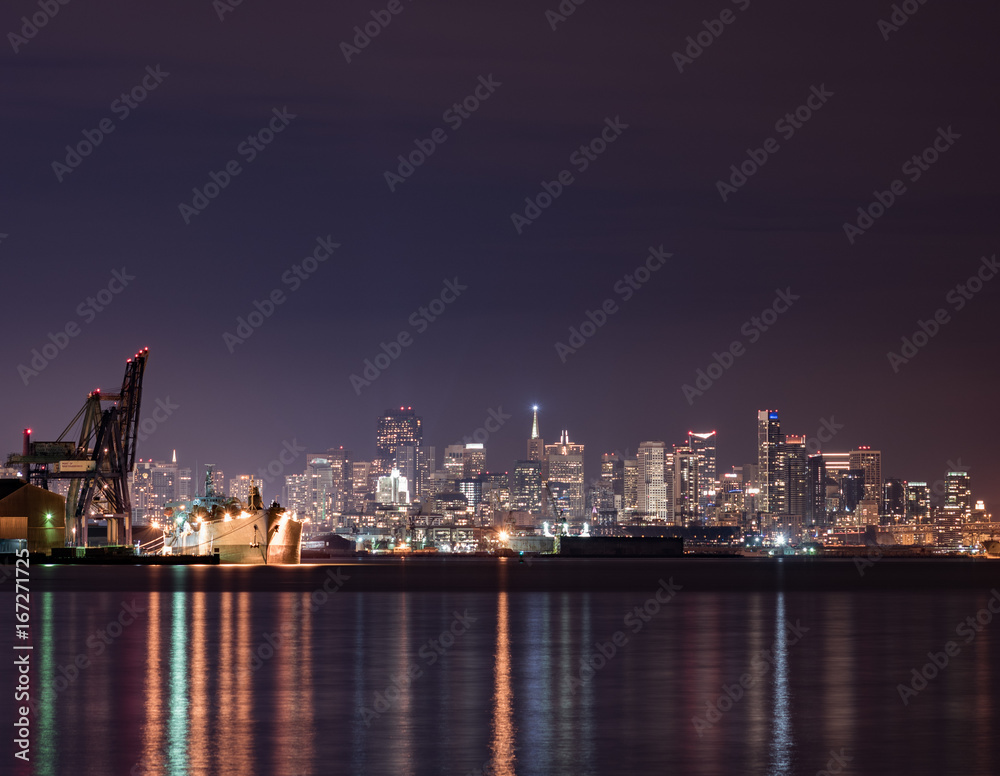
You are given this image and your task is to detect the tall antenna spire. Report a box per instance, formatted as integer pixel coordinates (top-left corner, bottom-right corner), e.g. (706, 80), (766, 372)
(531, 405), (540, 440)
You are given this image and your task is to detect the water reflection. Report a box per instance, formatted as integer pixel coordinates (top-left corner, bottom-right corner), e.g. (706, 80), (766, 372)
(489, 591), (515, 776)
(769, 592), (792, 776)
(168, 592), (188, 775)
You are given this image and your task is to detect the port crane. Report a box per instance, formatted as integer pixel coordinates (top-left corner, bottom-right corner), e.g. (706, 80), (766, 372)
(6, 348), (148, 547)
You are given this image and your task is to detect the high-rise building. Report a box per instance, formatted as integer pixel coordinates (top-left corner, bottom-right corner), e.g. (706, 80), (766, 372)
(545, 431), (585, 519)
(883, 478), (906, 525)
(943, 470), (972, 520)
(623, 458), (638, 514)
(376, 468), (409, 505)
(688, 431), (717, 520)
(783, 435), (807, 519)
(350, 461), (372, 511)
(375, 407), (422, 478)
(456, 478), (483, 512)
(805, 454), (827, 526)
(672, 445), (699, 525)
(395, 444), (418, 498)
(463, 444), (485, 478)
(526, 406), (546, 480)
(204, 465), (225, 497)
(305, 456), (334, 527)
(325, 447), (352, 514)
(599, 453), (622, 512)
(417, 445), (436, 499)
(906, 481), (931, 525)
(849, 447), (883, 514)
(757, 410), (785, 513)
(636, 441), (669, 521)
(512, 460), (542, 515)
(130, 458), (178, 524)
(442, 445), (465, 483)
(841, 469), (865, 515)
(229, 474), (264, 507)
(284, 473), (311, 517)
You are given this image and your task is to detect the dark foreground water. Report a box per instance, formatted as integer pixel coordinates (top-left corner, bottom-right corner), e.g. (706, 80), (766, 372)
(3, 558), (1000, 775)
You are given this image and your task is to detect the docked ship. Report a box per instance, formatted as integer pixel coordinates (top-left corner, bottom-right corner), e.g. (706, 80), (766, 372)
(161, 470), (302, 564)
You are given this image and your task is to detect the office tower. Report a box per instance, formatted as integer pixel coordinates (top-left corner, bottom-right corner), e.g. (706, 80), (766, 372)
(905, 481), (931, 525)
(672, 444), (699, 525)
(636, 441), (669, 521)
(806, 454), (827, 526)
(305, 455), (334, 526)
(130, 458), (178, 524)
(376, 468), (409, 505)
(545, 431), (585, 519)
(757, 410), (785, 513)
(688, 431), (717, 520)
(883, 478), (906, 525)
(417, 445), (435, 498)
(943, 470), (972, 520)
(375, 406), (423, 478)
(841, 469), (865, 515)
(512, 460), (542, 515)
(463, 443), (486, 478)
(456, 478), (483, 511)
(323, 447), (352, 513)
(443, 445), (465, 483)
(350, 461), (372, 511)
(229, 474), (263, 507)
(395, 444), (418, 498)
(284, 473), (311, 517)
(623, 457), (638, 514)
(849, 447), (883, 514)
(599, 452), (623, 512)
(783, 435), (807, 519)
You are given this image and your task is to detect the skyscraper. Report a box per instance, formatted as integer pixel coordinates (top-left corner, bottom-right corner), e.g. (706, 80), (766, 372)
(375, 407), (422, 478)
(672, 444), (699, 525)
(512, 460), (542, 514)
(526, 406), (547, 480)
(849, 447), (883, 515)
(906, 481), (931, 525)
(463, 444), (485, 478)
(783, 435), (807, 519)
(229, 474), (263, 507)
(688, 431), (717, 520)
(545, 430), (585, 519)
(757, 410), (785, 513)
(943, 470), (972, 520)
(806, 454), (827, 526)
(442, 444), (465, 483)
(636, 441), (669, 521)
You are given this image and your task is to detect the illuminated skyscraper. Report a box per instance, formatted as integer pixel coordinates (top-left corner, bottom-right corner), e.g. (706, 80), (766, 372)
(526, 406), (547, 480)
(375, 407), (423, 478)
(463, 444), (485, 478)
(672, 444), (699, 525)
(512, 460), (542, 514)
(637, 441), (669, 521)
(757, 410), (785, 513)
(849, 447), (883, 515)
(943, 470), (972, 520)
(783, 435), (807, 519)
(906, 481), (931, 525)
(545, 430), (585, 519)
(688, 431), (717, 520)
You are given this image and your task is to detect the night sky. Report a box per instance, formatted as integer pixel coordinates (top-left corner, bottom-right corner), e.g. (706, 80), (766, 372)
(3, 0), (998, 504)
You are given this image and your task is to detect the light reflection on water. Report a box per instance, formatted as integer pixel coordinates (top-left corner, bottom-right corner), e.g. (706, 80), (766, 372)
(10, 579), (1000, 776)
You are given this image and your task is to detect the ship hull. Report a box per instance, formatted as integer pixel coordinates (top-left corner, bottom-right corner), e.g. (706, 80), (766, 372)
(166, 508), (302, 564)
